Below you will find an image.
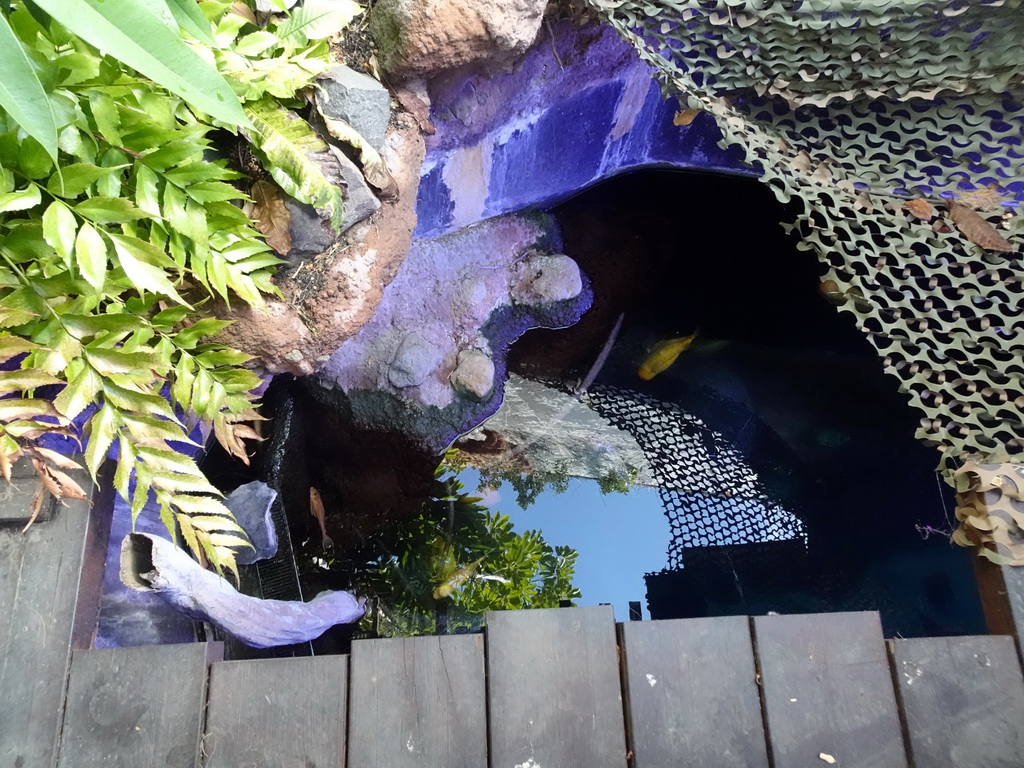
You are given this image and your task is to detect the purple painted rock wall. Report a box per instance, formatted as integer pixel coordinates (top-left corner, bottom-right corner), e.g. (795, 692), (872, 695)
(415, 20), (749, 238)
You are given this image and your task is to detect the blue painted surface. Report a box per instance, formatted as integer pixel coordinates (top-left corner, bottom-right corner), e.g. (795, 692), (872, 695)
(413, 21), (753, 239)
(485, 83), (621, 216)
(416, 162), (455, 238)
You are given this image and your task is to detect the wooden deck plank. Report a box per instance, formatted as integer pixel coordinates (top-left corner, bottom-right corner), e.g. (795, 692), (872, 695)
(753, 611), (907, 768)
(348, 634), (486, 768)
(56, 643), (219, 768)
(203, 656), (347, 768)
(0, 474), (95, 768)
(621, 616), (770, 768)
(890, 635), (1024, 768)
(974, 556), (1024, 663)
(486, 605), (627, 768)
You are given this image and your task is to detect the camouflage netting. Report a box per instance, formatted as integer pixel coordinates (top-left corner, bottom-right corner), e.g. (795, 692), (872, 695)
(589, 0), (1024, 561)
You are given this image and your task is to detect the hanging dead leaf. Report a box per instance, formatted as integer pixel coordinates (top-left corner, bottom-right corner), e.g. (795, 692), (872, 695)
(20, 486), (45, 534)
(318, 114), (399, 199)
(818, 280), (845, 306)
(904, 198), (935, 221)
(250, 180), (292, 256)
(947, 201), (1015, 253)
(792, 150), (813, 175)
(230, 2), (257, 24)
(673, 108), (701, 126)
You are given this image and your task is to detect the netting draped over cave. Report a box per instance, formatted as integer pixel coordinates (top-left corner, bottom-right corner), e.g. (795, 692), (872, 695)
(589, 0), (1024, 561)
(587, 383), (804, 567)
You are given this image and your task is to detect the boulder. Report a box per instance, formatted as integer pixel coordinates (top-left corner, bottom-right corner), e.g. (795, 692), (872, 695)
(368, 0), (549, 80)
(388, 332), (443, 388)
(512, 252), (583, 304)
(314, 212), (593, 452)
(316, 66), (392, 151)
(451, 349), (495, 400)
(286, 145), (381, 263)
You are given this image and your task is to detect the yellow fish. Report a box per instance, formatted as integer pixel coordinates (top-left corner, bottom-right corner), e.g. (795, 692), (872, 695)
(638, 330), (699, 380)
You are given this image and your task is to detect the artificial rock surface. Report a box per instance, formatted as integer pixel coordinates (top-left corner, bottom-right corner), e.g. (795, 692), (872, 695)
(217, 112), (425, 375)
(314, 213), (592, 451)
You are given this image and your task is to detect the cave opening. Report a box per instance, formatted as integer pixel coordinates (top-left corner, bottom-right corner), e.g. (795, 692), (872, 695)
(493, 168), (987, 637)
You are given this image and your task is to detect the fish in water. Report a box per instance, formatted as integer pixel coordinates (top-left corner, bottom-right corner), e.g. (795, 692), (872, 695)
(638, 330), (699, 380)
(309, 487), (334, 550)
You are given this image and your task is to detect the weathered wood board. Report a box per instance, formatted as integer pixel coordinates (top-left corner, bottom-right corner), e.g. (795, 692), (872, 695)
(753, 611), (907, 768)
(0, 482), (94, 768)
(621, 616), (770, 767)
(203, 655), (347, 768)
(890, 635), (1024, 768)
(56, 642), (219, 768)
(348, 634), (486, 768)
(486, 605), (627, 768)
(974, 556), (1024, 662)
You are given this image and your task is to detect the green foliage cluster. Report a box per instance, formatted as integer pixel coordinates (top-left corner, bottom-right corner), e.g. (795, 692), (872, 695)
(0, 0), (356, 576)
(478, 462), (571, 510)
(477, 461), (639, 508)
(357, 462), (581, 637)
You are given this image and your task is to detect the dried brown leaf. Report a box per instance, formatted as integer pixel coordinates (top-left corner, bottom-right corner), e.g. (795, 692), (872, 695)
(20, 487), (45, 534)
(47, 468), (89, 501)
(230, 1), (257, 24)
(232, 424), (264, 442)
(904, 198), (935, 221)
(28, 446), (84, 471)
(250, 180), (292, 256)
(947, 201), (1015, 253)
(31, 458), (64, 501)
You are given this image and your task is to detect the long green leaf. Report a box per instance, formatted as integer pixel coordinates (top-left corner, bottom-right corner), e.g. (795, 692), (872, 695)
(30, 0), (251, 129)
(0, 14), (58, 162)
(163, 0), (215, 45)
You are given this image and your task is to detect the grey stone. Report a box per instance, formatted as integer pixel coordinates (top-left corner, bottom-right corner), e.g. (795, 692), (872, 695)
(316, 66), (392, 151)
(388, 333), (443, 388)
(329, 145), (381, 230)
(285, 146), (380, 263)
(512, 253), (583, 305)
(224, 481), (279, 566)
(284, 197), (335, 264)
(451, 349), (495, 401)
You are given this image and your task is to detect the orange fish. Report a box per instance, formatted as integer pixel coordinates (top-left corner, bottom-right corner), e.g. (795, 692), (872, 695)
(638, 330), (699, 380)
(309, 487), (334, 550)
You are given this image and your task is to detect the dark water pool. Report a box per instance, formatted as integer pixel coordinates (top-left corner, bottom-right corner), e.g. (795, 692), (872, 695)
(493, 170), (986, 638)
(219, 170), (987, 648)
